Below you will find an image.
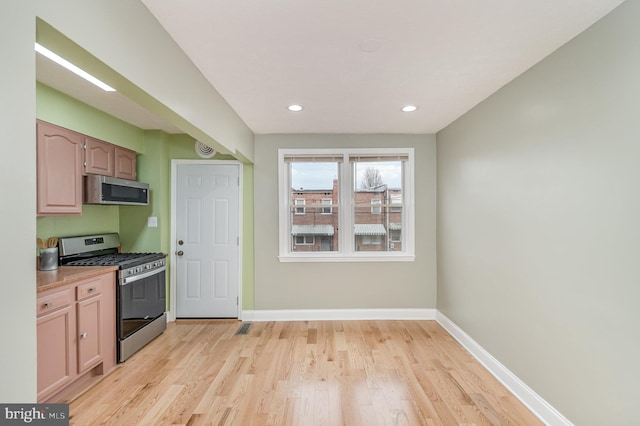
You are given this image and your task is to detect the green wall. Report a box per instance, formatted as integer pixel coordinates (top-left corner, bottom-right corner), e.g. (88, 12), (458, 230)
(37, 205), (119, 241)
(36, 82), (140, 243)
(36, 82), (255, 311)
(36, 82), (143, 152)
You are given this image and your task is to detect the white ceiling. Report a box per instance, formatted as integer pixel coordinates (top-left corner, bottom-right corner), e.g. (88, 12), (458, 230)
(37, 1), (625, 136)
(140, 0), (624, 134)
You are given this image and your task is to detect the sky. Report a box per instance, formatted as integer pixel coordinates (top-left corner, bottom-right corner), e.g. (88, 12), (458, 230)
(291, 161), (402, 190)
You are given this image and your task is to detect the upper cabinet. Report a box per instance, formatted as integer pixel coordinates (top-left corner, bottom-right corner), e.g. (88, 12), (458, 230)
(84, 137), (137, 180)
(37, 120), (140, 216)
(37, 120), (84, 216)
(114, 146), (137, 180)
(84, 137), (115, 176)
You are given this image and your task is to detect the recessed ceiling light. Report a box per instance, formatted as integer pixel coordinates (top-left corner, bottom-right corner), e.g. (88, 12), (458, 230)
(401, 105), (418, 112)
(287, 104), (303, 112)
(35, 42), (116, 92)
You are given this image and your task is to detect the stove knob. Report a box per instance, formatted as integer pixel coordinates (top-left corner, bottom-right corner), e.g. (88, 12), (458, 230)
(145, 264), (150, 270)
(129, 269), (134, 275)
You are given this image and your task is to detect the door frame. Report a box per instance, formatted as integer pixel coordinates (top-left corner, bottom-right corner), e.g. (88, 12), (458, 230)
(168, 159), (243, 321)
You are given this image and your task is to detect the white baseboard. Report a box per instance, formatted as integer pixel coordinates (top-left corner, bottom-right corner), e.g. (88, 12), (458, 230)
(435, 311), (573, 426)
(241, 308), (436, 322)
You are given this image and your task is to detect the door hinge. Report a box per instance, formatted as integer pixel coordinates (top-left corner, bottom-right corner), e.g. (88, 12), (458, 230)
(237, 177), (240, 186)
(237, 236), (239, 246)
(237, 296), (239, 306)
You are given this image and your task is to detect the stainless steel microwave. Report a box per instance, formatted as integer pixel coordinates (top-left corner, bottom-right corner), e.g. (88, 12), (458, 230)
(84, 175), (149, 206)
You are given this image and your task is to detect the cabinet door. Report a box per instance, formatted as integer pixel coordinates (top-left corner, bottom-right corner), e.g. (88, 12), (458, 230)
(37, 304), (75, 401)
(84, 136), (115, 176)
(114, 146), (137, 180)
(36, 120), (84, 215)
(77, 294), (103, 373)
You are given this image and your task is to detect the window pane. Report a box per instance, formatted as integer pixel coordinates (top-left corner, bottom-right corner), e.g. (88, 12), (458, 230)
(289, 162), (339, 252)
(352, 160), (403, 252)
(321, 198), (332, 214)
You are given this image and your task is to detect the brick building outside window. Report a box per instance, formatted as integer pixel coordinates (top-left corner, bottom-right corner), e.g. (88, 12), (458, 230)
(291, 179), (403, 252)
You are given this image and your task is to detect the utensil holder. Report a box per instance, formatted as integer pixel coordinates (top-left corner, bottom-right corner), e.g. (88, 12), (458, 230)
(39, 247), (59, 271)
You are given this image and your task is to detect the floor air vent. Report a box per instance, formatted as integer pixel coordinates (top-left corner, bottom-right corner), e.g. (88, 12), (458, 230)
(235, 323), (252, 335)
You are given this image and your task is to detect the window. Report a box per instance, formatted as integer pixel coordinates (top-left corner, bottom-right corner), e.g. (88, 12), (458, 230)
(321, 198), (332, 214)
(390, 193), (402, 212)
(279, 148), (415, 261)
(286, 158), (340, 253)
(370, 198), (381, 214)
(362, 235), (382, 245)
(295, 235), (315, 245)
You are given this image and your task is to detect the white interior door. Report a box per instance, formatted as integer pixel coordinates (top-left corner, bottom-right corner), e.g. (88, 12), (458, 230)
(175, 163), (240, 318)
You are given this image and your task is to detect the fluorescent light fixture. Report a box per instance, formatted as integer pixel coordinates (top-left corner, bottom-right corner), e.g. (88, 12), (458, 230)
(35, 42), (116, 92)
(287, 104), (303, 112)
(401, 105), (418, 112)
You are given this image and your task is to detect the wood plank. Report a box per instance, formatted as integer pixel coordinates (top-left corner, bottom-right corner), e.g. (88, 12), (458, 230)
(69, 320), (542, 425)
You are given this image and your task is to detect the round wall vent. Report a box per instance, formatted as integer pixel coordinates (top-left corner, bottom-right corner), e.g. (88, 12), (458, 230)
(195, 141), (216, 159)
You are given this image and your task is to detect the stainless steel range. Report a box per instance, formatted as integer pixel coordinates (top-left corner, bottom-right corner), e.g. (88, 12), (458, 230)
(59, 233), (167, 362)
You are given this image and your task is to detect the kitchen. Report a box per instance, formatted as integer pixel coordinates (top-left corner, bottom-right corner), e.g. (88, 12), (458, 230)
(32, 42), (251, 403)
(4, 0), (255, 410)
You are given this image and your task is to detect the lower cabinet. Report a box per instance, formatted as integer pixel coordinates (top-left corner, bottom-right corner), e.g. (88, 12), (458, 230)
(76, 293), (103, 374)
(36, 293), (75, 400)
(37, 271), (115, 402)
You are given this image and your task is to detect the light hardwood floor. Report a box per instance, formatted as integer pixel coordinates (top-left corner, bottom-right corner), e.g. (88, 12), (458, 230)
(69, 320), (542, 425)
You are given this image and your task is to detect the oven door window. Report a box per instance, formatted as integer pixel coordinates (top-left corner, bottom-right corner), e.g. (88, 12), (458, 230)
(119, 270), (166, 339)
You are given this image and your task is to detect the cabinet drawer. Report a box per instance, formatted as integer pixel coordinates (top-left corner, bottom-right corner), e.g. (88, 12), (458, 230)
(76, 279), (103, 300)
(37, 288), (73, 317)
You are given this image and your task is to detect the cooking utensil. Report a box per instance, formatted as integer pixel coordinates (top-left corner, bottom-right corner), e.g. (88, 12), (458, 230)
(47, 237), (58, 248)
(37, 238), (47, 249)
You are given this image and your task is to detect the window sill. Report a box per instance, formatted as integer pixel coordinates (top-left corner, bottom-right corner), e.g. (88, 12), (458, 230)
(278, 254), (415, 263)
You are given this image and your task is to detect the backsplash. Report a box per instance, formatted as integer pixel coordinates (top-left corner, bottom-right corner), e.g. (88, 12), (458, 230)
(36, 204), (119, 245)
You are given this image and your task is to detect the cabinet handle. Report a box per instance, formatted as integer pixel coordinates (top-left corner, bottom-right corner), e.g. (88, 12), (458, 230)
(43, 302), (52, 308)
(88, 287), (97, 293)
(80, 332), (88, 339)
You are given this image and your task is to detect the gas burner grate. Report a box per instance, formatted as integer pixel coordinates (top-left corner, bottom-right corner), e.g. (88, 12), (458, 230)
(64, 252), (166, 268)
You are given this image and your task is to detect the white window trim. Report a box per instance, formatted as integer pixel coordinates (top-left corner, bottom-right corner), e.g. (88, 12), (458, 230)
(294, 198), (305, 214)
(278, 148), (415, 262)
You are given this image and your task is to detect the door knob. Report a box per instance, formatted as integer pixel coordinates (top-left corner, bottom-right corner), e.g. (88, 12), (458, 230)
(176, 250), (184, 256)
(178, 240), (184, 245)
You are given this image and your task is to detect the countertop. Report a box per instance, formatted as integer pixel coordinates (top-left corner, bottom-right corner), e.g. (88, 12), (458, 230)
(37, 265), (119, 293)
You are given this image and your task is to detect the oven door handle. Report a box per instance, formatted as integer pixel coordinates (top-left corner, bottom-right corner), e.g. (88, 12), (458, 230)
(120, 266), (166, 285)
